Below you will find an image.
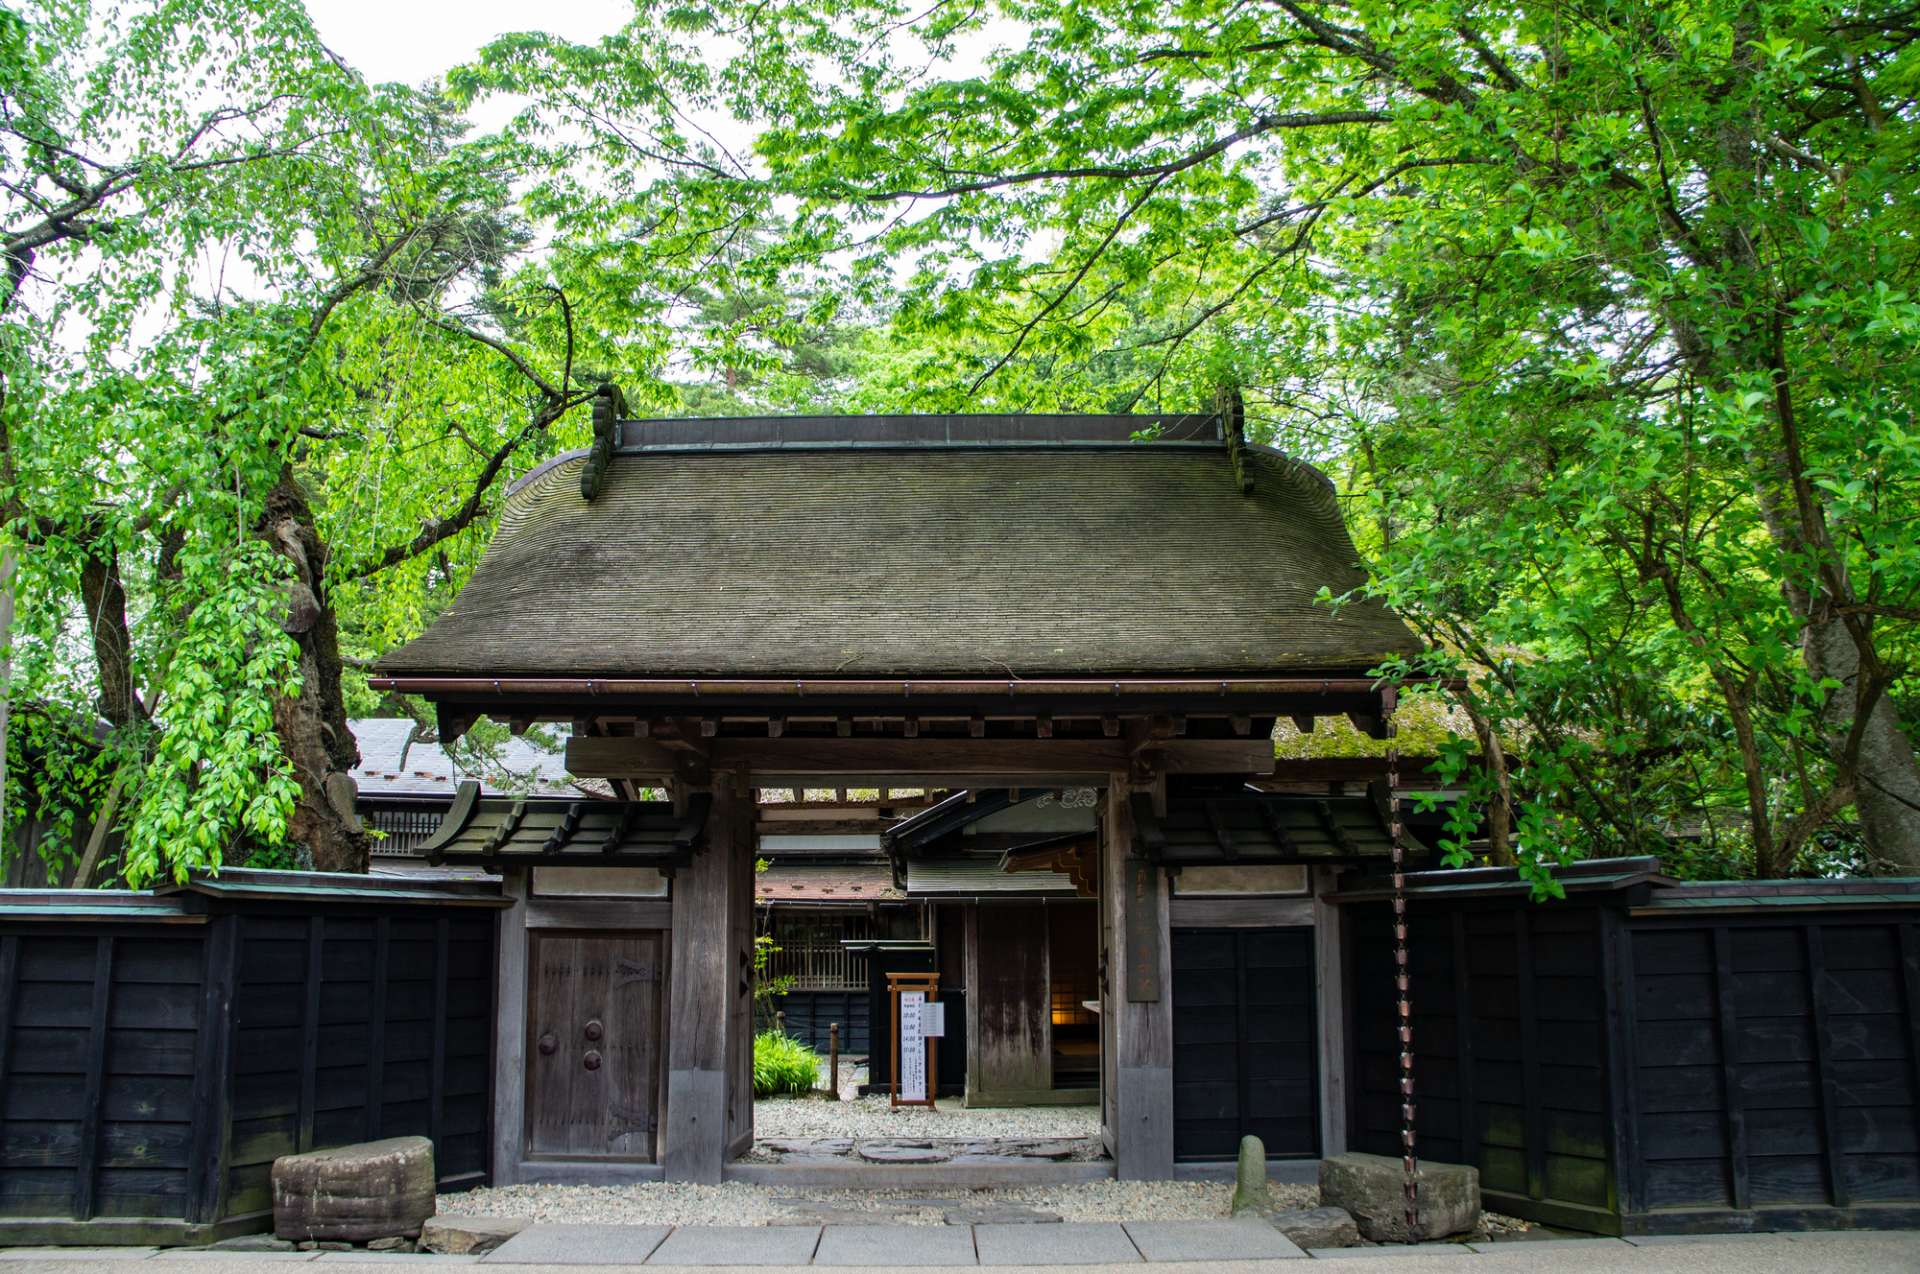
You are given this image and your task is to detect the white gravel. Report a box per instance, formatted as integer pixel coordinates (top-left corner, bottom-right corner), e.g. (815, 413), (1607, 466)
(752, 1094), (1100, 1141)
(437, 1179), (1271, 1227)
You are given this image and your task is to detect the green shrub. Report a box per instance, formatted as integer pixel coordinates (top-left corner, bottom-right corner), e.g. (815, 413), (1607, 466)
(753, 1029), (821, 1098)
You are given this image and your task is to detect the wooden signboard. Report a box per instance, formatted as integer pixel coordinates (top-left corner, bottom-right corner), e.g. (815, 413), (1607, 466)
(887, 972), (941, 1107)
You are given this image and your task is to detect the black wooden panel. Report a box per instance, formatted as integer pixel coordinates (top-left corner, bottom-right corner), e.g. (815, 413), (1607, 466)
(1171, 926), (1317, 1161)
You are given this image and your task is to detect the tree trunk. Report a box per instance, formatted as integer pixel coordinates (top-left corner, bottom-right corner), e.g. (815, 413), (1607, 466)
(260, 472), (367, 873)
(1804, 613), (1920, 873)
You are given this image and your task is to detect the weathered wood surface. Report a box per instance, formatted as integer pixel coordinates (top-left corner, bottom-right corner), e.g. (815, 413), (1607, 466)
(526, 932), (662, 1160)
(663, 778), (752, 1183)
(1313, 875), (1347, 1158)
(966, 902), (1051, 1103)
(1167, 896), (1315, 929)
(567, 735), (1272, 784)
(1102, 777), (1174, 1180)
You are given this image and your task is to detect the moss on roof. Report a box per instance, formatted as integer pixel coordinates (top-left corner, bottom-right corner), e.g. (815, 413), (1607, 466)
(378, 431), (1420, 679)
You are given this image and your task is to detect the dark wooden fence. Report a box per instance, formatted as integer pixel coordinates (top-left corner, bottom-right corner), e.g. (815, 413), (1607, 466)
(1338, 859), (1920, 1235)
(0, 870), (505, 1246)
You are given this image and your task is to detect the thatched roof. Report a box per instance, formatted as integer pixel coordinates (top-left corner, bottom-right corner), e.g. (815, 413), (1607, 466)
(377, 414), (1419, 680)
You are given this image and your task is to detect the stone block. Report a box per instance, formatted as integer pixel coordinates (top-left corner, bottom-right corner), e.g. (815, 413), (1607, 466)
(419, 1216), (530, 1256)
(1266, 1206), (1360, 1249)
(1230, 1135), (1270, 1216)
(1318, 1152), (1479, 1243)
(272, 1136), (435, 1243)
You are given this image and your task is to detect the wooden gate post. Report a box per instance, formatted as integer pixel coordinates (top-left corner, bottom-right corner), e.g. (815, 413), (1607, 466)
(1103, 772), (1174, 1179)
(665, 774), (753, 1182)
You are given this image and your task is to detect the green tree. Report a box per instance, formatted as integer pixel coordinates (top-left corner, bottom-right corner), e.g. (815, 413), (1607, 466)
(1, 1), (599, 883)
(467, 0), (1920, 875)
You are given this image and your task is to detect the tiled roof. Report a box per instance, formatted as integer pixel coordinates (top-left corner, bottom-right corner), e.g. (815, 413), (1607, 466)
(755, 863), (904, 903)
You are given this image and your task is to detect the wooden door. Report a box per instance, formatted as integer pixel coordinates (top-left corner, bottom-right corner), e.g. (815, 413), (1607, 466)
(1171, 927), (1319, 1161)
(526, 932), (663, 1160)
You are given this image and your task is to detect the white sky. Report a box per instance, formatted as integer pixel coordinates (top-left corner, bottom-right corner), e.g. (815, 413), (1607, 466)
(305, 1), (634, 101)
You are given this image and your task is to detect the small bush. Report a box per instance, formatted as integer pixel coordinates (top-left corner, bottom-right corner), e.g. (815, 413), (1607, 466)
(753, 1029), (821, 1098)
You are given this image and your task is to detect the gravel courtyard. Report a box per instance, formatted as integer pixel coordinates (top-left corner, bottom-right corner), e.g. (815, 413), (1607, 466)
(435, 1178), (1285, 1227)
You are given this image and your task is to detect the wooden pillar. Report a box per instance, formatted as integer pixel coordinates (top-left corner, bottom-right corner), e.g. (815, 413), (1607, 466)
(1102, 774), (1174, 1179)
(1313, 868), (1348, 1157)
(490, 872), (529, 1185)
(665, 775), (753, 1182)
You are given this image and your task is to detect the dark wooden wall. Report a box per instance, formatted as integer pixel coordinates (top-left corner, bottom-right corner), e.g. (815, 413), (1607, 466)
(771, 991), (869, 1055)
(1617, 914), (1920, 1230)
(1347, 894), (1920, 1235)
(0, 896), (496, 1246)
(0, 929), (206, 1229)
(1348, 901), (1616, 1233)
(224, 911), (494, 1219)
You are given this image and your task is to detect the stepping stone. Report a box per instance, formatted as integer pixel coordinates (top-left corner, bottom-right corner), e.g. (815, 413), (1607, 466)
(1263, 1206), (1359, 1249)
(815, 1224), (979, 1266)
(421, 1216), (530, 1255)
(856, 1143), (951, 1163)
(975, 1221), (1141, 1265)
(480, 1223), (669, 1265)
(944, 1206), (1062, 1225)
(1017, 1143), (1076, 1161)
(1124, 1220), (1306, 1262)
(646, 1225), (822, 1266)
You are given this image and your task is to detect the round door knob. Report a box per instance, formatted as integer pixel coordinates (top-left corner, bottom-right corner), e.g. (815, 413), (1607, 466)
(583, 1050), (602, 1071)
(538, 1033), (558, 1056)
(584, 1019), (604, 1042)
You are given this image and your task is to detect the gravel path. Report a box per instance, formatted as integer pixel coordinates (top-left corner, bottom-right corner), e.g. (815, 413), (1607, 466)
(752, 1094), (1100, 1140)
(437, 1179), (1265, 1227)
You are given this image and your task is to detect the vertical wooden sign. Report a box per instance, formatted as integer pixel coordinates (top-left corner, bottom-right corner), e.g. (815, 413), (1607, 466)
(887, 972), (940, 1107)
(1124, 858), (1162, 1003)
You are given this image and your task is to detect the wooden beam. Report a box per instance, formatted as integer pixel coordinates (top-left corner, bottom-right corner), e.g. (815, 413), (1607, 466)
(567, 735), (1272, 782)
(1345, 711), (1388, 740)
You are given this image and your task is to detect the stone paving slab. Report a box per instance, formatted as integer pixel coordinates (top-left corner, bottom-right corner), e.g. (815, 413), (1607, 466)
(1122, 1220), (1305, 1262)
(644, 1225), (823, 1266)
(813, 1224), (978, 1266)
(482, 1225), (671, 1265)
(149, 1256), (318, 1264)
(1305, 1244), (1471, 1258)
(0, 1251), (166, 1262)
(974, 1221), (1141, 1266)
(1465, 1238), (1629, 1253)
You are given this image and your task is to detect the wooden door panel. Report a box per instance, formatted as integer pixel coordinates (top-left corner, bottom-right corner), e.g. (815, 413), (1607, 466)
(526, 932), (662, 1162)
(603, 936), (662, 1158)
(527, 933), (581, 1157)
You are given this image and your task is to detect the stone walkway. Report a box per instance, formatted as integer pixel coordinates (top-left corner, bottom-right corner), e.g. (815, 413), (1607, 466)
(8, 1224), (1917, 1270)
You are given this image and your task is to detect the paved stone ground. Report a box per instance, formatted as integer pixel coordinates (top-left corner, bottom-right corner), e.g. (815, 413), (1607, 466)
(3, 1227), (1918, 1270)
